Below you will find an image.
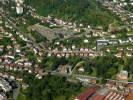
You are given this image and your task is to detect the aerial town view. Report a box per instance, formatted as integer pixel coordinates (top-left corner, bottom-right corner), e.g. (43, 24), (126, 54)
(0, 0), (133, 100)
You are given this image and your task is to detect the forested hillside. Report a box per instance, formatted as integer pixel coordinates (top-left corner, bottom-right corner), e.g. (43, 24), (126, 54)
(18, 75), (83, 100)
(25, 0), (121, 29)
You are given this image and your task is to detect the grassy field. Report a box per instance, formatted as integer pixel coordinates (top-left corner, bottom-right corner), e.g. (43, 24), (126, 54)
(17, 93), (27, 100)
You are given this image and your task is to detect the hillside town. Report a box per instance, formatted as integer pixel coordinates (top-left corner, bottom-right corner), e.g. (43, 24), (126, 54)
(0, 0), (133, 100)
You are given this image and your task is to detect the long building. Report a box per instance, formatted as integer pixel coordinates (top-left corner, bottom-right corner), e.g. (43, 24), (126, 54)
(75, 87), (98, 100)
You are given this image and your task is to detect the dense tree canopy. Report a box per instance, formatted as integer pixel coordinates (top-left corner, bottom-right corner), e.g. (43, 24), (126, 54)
(41, 55), (133, 80)
(23, 75), (83, 100)
(25, 0), (121, 29)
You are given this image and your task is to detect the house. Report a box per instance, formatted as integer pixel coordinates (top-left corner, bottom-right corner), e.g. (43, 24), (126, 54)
(115, 53), (122, 58)
(117, 70), (128, 81)
(97, 39), (109, 46)
(24, 62), (32, 67)
(35, 74), (43, 79)
(126, 53), (132, 57)
(78, 67), (85, 73)
(57, 65), (72, 74)
(106, 81), (116, 89)
(90, 79), (97, 84)
(84, 39), (89, 43)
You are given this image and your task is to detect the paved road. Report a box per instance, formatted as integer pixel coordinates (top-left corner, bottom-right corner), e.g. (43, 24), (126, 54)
(13, 82), (20, 100)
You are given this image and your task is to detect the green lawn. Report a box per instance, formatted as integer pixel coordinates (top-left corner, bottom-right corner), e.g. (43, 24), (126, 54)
(54, 96), (66, 100)
(17, 93), (27, 100)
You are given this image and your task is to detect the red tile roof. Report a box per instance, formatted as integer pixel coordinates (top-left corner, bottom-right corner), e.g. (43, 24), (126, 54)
(77, 87), (97, 100)
(104, 92), (125, 100)
(93, 95), (105, 100)
(126, 93), (133, 100)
